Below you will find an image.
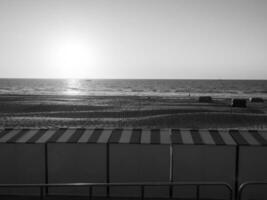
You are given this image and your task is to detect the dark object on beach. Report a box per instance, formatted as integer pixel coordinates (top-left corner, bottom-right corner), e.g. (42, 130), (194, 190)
(249, 97), (264, 103)
(198, 96), (213, 103)
(231, 98), (247, 108)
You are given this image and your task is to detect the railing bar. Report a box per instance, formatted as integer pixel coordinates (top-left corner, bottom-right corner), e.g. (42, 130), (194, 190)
(0, 181), (234, 200)
(238, 181), (267, 200)
(0, 182), (233, 187)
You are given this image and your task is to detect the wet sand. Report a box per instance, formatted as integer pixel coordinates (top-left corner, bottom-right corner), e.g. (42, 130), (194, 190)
(0, 94), (267, 129)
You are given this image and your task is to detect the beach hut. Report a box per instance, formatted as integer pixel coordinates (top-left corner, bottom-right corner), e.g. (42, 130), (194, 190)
(47, 128), (107, 196)
(0, 128), (107, 197)
(171, 129), (236, 199)
(235, 129), (267, 200)
(1, 128), (267, 199)
(198, 96), (213, 103)
(109, 128), (171, 198)
(231, 98), (247, 108)
(249, 97), (264, 103)
(0, 129), (46, 195)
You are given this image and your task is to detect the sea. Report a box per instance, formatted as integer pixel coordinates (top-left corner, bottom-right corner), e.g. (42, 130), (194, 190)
(0, 79), (267, 98)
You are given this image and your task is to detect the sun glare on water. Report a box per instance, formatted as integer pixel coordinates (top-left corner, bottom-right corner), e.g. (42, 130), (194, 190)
(64, 79), (83, 95)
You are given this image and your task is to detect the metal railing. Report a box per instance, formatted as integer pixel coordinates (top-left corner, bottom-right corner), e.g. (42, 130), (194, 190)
(0, 181), (233, 200)
(238, 181), (267, 200)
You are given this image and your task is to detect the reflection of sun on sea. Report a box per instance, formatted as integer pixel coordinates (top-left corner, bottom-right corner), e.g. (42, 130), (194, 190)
(64, 79), (82, 95)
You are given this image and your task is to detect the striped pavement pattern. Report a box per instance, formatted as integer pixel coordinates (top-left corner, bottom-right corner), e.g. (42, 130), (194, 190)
(0, 128), (266, 145)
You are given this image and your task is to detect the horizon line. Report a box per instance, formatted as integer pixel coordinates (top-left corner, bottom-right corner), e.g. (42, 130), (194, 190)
(0, 77), (266, 81)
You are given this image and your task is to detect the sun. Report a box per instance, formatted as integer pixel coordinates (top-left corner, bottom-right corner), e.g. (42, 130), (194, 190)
(47, 36), (94, 79)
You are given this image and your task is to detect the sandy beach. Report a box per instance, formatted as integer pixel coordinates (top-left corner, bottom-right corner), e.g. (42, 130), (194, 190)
(0, 94), (267, 129)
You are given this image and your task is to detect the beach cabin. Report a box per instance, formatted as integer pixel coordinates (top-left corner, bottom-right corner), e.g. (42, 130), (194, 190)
(109, 128), (170, 198)
(235, 129), (267, 200)
(0, 128), (107, 197)
(172, 129), (236, 199)
(249, 97), (264, 103)
(0, 129), (46, 195)
(231, 98), (247, 108)
(198, 96), (213, 103)
(47, 128), (107, 196)
(0, 128), (267, 199)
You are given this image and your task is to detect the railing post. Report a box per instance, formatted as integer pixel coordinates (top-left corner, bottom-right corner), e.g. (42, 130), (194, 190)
(196, 185), (200, 200)
(141, 185), (145, 200)
(229, 185), (233, 200)
(235, 146), (240, 200)
(40, 186), (44, 200)
(45, 143), (49, 195)
(169, 185), (173, 199)
(89, 186), (92, 200)
(238, 183), (247, 200)
(106, 143), (110, 198)
(237, 189), (241, 200)
(169, 136), (174, 199)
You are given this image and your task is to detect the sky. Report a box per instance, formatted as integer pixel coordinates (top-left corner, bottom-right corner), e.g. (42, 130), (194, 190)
(0, 0), (266, 79)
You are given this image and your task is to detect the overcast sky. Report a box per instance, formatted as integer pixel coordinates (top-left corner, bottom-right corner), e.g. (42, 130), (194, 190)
(0, 0), (266, 79)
